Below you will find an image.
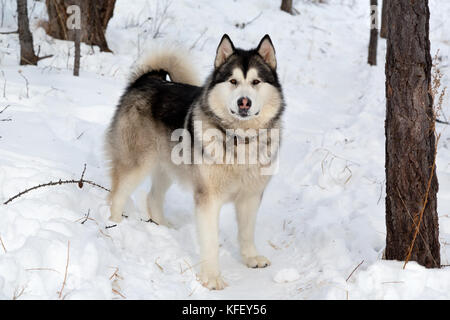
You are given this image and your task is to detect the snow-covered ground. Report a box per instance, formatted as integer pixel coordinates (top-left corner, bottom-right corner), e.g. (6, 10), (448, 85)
(1, 0), (450, 300)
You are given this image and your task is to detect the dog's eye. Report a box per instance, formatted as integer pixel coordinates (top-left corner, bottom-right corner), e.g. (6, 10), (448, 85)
(229, 79), (237, 85)
(252, 79), (261, 85)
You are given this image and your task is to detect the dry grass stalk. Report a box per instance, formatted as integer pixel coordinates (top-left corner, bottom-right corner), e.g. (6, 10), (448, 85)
(155, 258), (164, 272)
(26, 267), (60, 273)
(181, 259), (204, 275)
(112, 288), (126, 299)
(109, 267), (123, 281)
(58, 240), (70, 299)
(13, 286), (26, 300)
(268, 240), (281, 250)
(403, 51), (446, 269)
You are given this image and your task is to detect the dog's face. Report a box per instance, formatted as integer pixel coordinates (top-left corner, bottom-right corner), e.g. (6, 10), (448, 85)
(206, 35), (283, 126)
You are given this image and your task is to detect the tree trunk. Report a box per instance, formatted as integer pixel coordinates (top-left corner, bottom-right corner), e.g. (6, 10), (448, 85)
(385, 0), (440, 268)
(280, 0), (293, 14)
(44, 0), (115, 52)
(73, 29), (80, 76)
(380, 0), (388, 39)
(17, 0), (38, 65)
(368, 0), (378, 66)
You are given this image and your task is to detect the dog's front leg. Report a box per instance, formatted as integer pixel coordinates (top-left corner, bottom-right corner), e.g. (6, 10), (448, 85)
(195, 193), (227, 290)
(235, 192), (271, 268)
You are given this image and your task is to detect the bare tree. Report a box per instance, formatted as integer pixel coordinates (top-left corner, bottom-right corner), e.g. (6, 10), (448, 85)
(385, 0), (440, 268)
(380, 0), (388, 39)
(368, 0), (378, 66)
(43, 0), (115, 52)
(280, 0), (293, 14)
(17, 0), (51, 65)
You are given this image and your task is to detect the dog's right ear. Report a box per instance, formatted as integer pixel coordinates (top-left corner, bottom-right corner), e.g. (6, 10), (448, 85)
(215, 34), (235, 68)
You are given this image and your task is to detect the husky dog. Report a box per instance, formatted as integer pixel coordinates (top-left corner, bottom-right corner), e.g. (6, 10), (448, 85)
(105, 34), (284, 290)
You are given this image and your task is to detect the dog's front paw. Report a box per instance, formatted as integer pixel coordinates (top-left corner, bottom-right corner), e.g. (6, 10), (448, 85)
(198, 272), (228, 290)
(244, 255), (271, 268)
(109, 214), (123, 223)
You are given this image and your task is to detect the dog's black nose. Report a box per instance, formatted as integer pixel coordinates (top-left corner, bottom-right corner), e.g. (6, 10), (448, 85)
(237, 97), (252, 116)
(237, 97), (252, 109)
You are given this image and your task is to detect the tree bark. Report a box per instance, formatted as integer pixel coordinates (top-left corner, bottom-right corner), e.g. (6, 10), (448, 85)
(280, 0), (293, 14)
(17, 0), (38, 65)
(73, 29), (80, 76)
(368, 0), (378, 66)
(380, 0), (388, 39)
(385, 0), (440, 268)
(44, 0), (115, 52)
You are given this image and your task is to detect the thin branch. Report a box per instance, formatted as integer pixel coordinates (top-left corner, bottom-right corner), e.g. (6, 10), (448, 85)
(81, 209), (90, 224)
(38, 54), (54, 62)
(0, 30), (18, 34)
(0, 104), (9, 114)
(3, 164), (110, 205)
(346, 260), (364, 282)
(436, 119), (450, 125)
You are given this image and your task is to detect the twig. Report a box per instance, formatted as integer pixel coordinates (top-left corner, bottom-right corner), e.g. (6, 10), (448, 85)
(112, 288), (126, 299)
(346, 260), (364, 282)
(37, 54), (54, 62)
(0, 235), (6, 253)
(81, 209), (90, 224)
(109, 267), (123, 280)
(403, 134), (440, 269)
(76, 131), (85, 140)
(436, 119), (450, 125)
(4, 164), (110, 205)
(235, 12), (263, 29)
(181, 259), (204, 275)
(190, 28), (207, 50)
(0, 104), (9, 114)
(13, 286), (26, 300)
(58, 240), (70, 299)
(0, 30), (18, 34)
(140, 217), (159, 225)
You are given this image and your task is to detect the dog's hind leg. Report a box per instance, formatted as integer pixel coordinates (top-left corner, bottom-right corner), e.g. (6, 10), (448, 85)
(109, 161), (150, 223)
(146, 167), (172, 226)
(235, 191), (271, 268)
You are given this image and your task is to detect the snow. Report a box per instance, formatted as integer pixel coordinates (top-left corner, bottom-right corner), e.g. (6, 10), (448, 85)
(273, 268), (300, 283)
(0, 0), (450, 300)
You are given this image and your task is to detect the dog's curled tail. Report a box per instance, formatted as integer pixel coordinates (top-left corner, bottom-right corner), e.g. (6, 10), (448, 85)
(130, 46), (201, 86)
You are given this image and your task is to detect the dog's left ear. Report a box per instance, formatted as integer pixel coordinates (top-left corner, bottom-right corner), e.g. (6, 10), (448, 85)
(215, 34), (235, 68)
(257, 35), (276, 70)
